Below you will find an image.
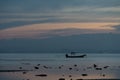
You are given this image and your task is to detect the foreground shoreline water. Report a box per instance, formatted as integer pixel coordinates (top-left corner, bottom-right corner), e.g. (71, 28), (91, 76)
(0, 53), (120, 80)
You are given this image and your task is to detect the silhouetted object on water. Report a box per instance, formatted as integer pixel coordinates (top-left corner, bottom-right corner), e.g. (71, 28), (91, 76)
(59, 78), (65, 80)
(0, 70), (29, 72)
(43, 65), (49, 69)
(35, 74), (47, 77)
(95, 67), (102, 70)
(102, 74), (105, 77)
(76, 79), (83, 80)
(103, 66), (109, 69)
(93, 64), (97, 68)
(69, 75), (72, 77)
(74, 64), (77, 67)
(70, 51), (76, 55)
(70, 79), (73, 80)
(19, 67), (22, 69)
(59, 66), (62, 69)
(23, 71), (27, 74)
(69, 68), (72, 70)
(65, 54), (87, 58)
(34, 66), (39, 69)
(37, 64), (40, 66)
(81, 74), (88, 76)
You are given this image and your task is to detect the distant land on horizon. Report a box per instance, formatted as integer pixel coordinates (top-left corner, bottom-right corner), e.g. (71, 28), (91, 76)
(0, 33), (120, 53)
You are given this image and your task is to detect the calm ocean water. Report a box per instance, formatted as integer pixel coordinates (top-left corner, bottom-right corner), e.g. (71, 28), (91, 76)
(0, 53), (120, 80)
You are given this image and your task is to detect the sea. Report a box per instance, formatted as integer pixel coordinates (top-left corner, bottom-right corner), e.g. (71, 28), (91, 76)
(0, 53), (120, 80)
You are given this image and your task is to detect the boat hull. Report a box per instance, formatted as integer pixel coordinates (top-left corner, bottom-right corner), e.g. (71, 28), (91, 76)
(65, 54), (86, 58)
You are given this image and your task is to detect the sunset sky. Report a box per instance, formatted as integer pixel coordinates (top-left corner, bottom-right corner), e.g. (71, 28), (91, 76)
(0, 0), (120, 39)
(0, 0), (120, 53)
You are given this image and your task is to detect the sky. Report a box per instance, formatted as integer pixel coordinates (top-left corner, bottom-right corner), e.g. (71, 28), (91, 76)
(0, 0), (120, 53)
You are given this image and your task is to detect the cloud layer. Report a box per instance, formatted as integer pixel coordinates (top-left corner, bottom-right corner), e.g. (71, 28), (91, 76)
(0, 0), (120, 39)
(0, 23), (119, 39)
(0, 0), (120, 24)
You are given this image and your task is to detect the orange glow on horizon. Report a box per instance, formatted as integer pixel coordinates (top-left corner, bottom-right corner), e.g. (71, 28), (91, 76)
(4, 22), (118, 31)
(0, 22), (119, 39)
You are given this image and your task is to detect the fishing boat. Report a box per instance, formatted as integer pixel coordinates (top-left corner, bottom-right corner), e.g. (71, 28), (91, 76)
(65, 54), (87, 58)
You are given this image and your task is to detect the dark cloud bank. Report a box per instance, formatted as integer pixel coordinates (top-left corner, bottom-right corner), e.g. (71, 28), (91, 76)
(0, 0), (120, 12)
(0, 33), (120, 53)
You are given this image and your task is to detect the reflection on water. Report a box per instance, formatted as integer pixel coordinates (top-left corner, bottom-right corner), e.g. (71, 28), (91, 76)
(0, 53), (120, 80)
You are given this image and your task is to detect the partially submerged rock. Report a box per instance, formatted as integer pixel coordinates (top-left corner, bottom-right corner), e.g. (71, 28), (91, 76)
(0, 70), (29, 72)
(76, 79), (83, 80)
(34, 66), (39, 69)
(58, 78), (65, 80)
(69, 68), (72, 70)
(103, 66), (109, 69)
(35, 74), (47, 77)
(23, 71), (27, 74)
(95, 68), (102, 70)
(81, 74), (88, 76)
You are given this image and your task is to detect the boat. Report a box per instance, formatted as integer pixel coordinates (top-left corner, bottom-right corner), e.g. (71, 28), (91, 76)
(65, 54), (87, 58)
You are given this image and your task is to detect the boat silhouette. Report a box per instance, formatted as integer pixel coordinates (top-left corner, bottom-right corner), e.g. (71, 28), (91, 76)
(65, 54), (87, 58)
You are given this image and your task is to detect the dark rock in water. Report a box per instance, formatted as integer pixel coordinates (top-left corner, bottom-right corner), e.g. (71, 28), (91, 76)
(0, 70), (29, 72)
(69, 68), (72, 70)
(37, 64), (40, 66)
(76, 79), (83, 80)
(58, 78), (65, 80)
(43, 66), (48, 69)
(102, 74), (105, 77)
(35, 74), (47, 77)
(34, 66), (39, 69)
(74, 64), (77, 67)
(96, 68), (102, 70)
(103, 66), (109, 69)
(93, 64), (97, 68)
(69, 75), (72, 77)
(59, 66), (62, 69)
(19, 67), (22, 69)
(70, 78), (73, 80)
(23, 71), (27, 74)
(81, 74), (88, 76)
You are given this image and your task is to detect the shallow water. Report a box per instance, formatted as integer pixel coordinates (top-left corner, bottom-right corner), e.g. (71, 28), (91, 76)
(0, 53), (120, 80)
